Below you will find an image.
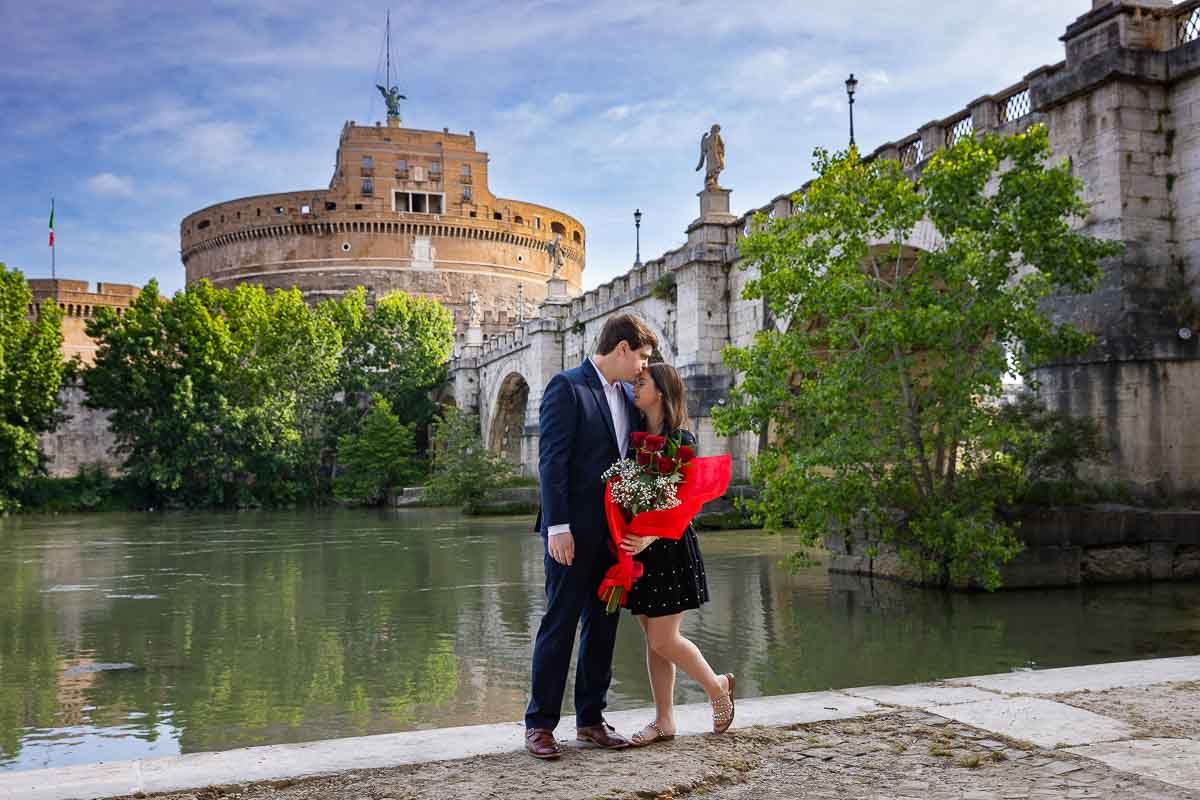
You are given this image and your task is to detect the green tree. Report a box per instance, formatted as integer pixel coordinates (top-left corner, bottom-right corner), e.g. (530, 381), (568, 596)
(83, 279), (340, 507)
(320, 288), (454, 449)
(715, 126), (1122, 589)
(425, 406), (514, 513)
(334, 394), (421, 505)
(0, 264), (67, 510)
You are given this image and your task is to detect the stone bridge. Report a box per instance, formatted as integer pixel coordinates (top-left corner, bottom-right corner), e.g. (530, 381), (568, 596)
(450, 0), (1200, 495)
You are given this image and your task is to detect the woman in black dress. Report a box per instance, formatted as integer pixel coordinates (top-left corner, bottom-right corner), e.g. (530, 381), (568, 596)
(620, 363), (734, 745)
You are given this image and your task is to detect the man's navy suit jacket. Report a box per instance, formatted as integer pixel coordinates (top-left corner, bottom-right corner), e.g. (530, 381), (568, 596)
(534, 359), (638, 544)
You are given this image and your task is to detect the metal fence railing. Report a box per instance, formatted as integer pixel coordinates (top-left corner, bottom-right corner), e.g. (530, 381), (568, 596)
(999, 89), (1032, 124)
(945, 114), (974, 147)
(1180, 6), (1200, 44)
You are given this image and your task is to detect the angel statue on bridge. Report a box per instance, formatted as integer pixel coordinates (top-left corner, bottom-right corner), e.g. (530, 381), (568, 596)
(377, 84), (407, 118)
(696, 124), (725, 190)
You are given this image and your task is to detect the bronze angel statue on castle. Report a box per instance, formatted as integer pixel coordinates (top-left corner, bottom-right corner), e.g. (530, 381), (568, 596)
(377, 84), (406, 117)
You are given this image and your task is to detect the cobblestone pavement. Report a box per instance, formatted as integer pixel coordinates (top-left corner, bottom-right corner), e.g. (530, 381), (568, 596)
(115, 712), (1199, 800)
(1054, 681), (1200, 740)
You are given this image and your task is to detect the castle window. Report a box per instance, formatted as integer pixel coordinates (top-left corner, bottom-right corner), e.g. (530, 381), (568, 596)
(514, 215), (524, 225)
(394, 191), (443, 215)
(461, 163), (471, 177)
(395, 159), (408, 178)
(257, 208), (261, 217)
(354, 203), (363, 210)
(462, 186), (472, 202)
(573, 230), (582, 243)
(362, 155), (374, 169)
(550, 221), (566, 236)
(197, 219), (211, 229)
(326, 201), (337, 211)
(430, 161), (441, 178)
(493, 212), (502, 221)
(534, 216), (542, 229)
(362, 178), (374, 195)
(301, 205), (311, 215)
(274, 206), (284, 215)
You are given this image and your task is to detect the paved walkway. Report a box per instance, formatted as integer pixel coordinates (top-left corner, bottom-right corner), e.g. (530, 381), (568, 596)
(5, 655), (1199, 800)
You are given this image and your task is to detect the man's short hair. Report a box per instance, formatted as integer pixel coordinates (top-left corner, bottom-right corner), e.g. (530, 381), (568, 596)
(596, 314), (658, 356)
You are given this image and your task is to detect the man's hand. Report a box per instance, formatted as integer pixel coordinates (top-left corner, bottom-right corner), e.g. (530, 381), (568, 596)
(548, 532), (575, 566)
(619, 534), (657, 555)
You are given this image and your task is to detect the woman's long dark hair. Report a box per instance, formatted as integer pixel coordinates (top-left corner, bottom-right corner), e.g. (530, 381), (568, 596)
(645, 363), (689, 434)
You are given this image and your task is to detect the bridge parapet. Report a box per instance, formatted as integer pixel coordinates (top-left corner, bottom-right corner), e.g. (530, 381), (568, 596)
(453, 0), (1200, 493)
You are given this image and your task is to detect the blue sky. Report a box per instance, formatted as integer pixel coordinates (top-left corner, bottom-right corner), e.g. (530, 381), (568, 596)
(1, 1), (1087, 295)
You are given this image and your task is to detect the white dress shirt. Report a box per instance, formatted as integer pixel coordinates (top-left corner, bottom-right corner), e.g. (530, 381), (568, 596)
(548, 358), (628, 538)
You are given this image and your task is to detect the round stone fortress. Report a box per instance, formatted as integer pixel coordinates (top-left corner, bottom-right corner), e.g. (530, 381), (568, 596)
(180, 118), (585, 341)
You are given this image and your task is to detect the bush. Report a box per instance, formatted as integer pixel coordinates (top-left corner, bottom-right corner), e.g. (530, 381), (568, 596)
(425, 407), (515, 513)
(18, 464), (138, 512)
(334, 395), (423, 506)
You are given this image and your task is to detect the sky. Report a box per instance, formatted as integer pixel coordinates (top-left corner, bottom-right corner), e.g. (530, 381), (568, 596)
(0, 0), (1090, 296)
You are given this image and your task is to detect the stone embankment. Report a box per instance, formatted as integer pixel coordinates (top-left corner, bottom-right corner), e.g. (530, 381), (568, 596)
(829, 505), (1200, 588)
(6, 656), (1200, 800)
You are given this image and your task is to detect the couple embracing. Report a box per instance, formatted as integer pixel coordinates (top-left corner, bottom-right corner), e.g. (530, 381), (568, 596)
(525, 314), (734, 759)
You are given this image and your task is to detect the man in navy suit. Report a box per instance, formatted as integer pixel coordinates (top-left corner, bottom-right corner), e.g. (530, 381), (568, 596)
(525, 314), (658, 759)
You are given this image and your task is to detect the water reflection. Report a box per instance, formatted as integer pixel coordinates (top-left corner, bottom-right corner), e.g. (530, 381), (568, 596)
(1, 509), (1198, 772)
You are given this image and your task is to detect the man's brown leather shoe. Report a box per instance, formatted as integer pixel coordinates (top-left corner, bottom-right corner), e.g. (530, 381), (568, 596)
(576, 721), (631, 749)
(525, 728), (562, 759)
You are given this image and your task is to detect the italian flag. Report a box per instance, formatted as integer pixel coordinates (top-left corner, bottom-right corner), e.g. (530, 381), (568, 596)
(48, 200), (54, 247)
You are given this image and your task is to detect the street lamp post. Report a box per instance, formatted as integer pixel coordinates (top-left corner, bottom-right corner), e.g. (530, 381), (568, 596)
(634, 208), (642, 265)
(845, 73), (858, 149)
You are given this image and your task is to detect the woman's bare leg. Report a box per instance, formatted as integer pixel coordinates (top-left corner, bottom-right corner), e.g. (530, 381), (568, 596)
(643, 613), (728, 700)
(637, 615), (678, 734)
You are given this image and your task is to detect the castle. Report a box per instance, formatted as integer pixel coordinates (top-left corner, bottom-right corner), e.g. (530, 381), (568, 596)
(180, 118), (586, 345)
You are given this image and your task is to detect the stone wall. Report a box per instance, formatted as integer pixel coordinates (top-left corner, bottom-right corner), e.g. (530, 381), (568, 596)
(38, 383), (121, 478)
(825, 505), (1200, 589)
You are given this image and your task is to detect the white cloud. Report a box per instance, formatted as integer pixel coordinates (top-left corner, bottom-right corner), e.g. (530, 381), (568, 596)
(85, 172), (135, 197)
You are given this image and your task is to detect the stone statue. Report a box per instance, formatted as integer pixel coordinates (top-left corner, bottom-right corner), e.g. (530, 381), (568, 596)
(466, 289), (481, 327)
(547, 234), (565, 279)
(695, 123), (725, 190)
(376, 84), (407, 118)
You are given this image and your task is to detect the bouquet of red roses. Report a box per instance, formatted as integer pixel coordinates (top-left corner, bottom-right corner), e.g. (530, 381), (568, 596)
(597, 432), (732, 612)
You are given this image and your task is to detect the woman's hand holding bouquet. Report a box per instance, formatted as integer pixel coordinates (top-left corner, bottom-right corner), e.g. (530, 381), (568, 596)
(598, 432), (731, 612)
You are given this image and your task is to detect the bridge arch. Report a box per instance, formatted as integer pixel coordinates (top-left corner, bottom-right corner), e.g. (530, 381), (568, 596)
(485, 367), (534, 471)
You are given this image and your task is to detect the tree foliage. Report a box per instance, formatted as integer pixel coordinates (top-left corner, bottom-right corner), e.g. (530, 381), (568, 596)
(83, 279), (341, 508)
(0, 264), (67, 510)
(714, 126), (1123, 588)
(425, 406), (514, 513)
(320, 288), (454, 450)
(334, 394), (421, 505)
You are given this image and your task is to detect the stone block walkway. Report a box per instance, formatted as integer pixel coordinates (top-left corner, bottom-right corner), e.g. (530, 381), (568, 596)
(5, 656), (1199, 800)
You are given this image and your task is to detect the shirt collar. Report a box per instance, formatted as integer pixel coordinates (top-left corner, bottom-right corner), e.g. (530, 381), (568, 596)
(589, 356), (617, 390)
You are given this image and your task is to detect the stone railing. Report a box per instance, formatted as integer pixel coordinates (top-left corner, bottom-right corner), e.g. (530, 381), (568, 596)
(730, 74), (1041, 240)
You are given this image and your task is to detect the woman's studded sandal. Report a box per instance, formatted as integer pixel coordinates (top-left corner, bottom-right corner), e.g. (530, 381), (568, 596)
(712, 673), (736, 734)
(630, 722), (676, 747)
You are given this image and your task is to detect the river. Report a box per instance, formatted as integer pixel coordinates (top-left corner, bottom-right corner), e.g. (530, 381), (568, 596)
(2, 509), (1198, 772)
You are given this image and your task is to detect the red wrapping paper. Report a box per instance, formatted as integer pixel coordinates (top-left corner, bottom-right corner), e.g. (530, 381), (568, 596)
(598, 454), (732, 610)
